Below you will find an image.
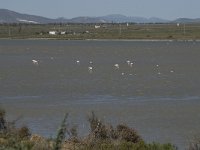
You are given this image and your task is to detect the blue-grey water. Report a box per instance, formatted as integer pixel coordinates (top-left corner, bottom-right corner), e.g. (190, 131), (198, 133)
(0, 39), (200, 149)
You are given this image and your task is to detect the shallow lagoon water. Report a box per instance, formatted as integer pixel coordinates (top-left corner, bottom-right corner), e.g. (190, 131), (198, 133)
(0, 39), (200, 149)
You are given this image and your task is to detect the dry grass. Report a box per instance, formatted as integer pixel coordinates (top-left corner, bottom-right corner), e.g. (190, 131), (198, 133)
(0, 108), (177, 150)
(1, 23), (200, 40)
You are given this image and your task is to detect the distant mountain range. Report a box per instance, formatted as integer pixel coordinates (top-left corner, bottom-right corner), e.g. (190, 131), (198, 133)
(0, 9), (200, 24)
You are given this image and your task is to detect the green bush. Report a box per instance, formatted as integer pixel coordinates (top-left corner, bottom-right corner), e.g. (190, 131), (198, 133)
(0, 107), (34, 150)
(54, 113), (68, 150)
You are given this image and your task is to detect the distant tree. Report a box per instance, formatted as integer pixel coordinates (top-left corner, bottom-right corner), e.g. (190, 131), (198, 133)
(0, 107), (6, 131)
(18, 24), (22, 33)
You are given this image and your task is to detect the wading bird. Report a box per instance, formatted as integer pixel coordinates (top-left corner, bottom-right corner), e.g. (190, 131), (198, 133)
(76, 60), (80, 65)
(130, 62), (134, 67)
(126, 60), (130, 65)
(88, 66), (93, 73)
(32, 60), (38, 65)
(114, 64), (119, 69)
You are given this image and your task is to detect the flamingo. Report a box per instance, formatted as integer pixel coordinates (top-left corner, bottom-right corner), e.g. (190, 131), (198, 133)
(126, 60), (130, 65)
(114, 64), (119, 69)
(130, 62), (134, 67)
(76, 60), (80, 65)
(88, 66), (93, 73)
(32, 60), (38, 65)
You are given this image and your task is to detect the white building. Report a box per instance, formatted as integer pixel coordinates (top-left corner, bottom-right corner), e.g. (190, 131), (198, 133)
(95, 25), (100, 29)
(49, 31), (57, 35)
(60, 31), (66, 35)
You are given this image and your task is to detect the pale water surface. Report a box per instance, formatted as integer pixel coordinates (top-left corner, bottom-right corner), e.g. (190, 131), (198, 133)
(0, 40), (200, 149)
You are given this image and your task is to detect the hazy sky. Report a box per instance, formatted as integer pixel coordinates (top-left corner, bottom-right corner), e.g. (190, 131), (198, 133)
(1, 0), (199, 20)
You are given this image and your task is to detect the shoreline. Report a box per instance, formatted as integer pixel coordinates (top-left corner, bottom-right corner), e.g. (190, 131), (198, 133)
(0, 37), (200, 42)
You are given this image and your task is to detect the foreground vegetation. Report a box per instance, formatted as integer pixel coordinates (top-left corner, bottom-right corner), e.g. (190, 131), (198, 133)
(0, 23), (200, 40)
(1, 107), (199, 150)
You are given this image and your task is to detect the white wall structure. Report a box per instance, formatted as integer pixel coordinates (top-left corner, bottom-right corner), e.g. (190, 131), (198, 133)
(49, 31), (57, 35)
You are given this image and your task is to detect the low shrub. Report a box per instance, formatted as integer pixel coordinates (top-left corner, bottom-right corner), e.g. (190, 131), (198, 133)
(0, 108), (178, 150)
(0, 107), (6, 131)
(188, 137), (200, 150)
(116, 124), (142, 143)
